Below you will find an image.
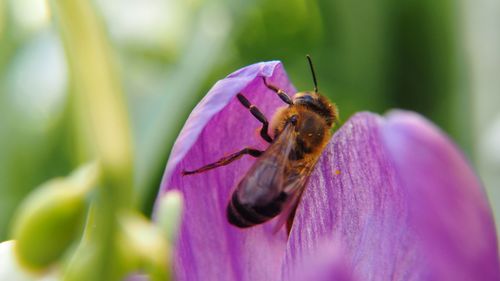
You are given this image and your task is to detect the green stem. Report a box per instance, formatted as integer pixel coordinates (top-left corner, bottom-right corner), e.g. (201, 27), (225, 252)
(49, 1), (133, 280)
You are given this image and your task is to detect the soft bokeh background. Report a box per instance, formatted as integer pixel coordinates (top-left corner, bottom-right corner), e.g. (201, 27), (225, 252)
(0, 0), (499, 241)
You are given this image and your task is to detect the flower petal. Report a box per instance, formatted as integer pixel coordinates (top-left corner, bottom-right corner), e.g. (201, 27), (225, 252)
(382, 110), (500, 280)
(289, 241), (358, 281)
(158, 61), (296, 281)
(283, 112), (421, 280)
(283, 111), (499, 280)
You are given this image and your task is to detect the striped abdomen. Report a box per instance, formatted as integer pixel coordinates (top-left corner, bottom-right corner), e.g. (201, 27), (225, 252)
(226, 190), (288, 228)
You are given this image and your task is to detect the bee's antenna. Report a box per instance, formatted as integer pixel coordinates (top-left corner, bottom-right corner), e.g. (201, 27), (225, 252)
(306, 54), (318, 93)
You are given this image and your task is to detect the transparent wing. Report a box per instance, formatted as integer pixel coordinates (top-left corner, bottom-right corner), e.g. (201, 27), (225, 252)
(272, 162), (316, 234)
(236, 123), (296, 206)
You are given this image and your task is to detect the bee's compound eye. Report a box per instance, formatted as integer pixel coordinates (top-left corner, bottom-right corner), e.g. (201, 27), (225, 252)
(302, 95), (314, 103)
(294, 94), (314, 104)
(290, 115), (298, 125)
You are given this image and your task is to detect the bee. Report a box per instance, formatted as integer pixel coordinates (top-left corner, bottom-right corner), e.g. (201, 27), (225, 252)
(183, 56), (338, 233)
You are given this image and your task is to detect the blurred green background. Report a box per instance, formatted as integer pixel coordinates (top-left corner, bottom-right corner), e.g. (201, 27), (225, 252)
(1, 0), (499, 241)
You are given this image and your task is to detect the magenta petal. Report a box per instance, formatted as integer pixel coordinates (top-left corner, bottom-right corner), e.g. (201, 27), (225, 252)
(158, 61), (296, 281)
(283, 111), (499, 280)
(283, 112), (422, 280)
(382, 111), (500, 280)
(289, 241), (358, 281)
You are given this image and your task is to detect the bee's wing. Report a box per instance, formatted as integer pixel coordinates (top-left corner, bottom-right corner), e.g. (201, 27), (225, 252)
(272, 162), (316, 234)
(236, 123), (296, 206)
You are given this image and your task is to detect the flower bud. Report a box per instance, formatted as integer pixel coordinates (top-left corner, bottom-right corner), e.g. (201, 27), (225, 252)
(155, 190), (183, 243)
(0, 240), (60, 280)
(11, 163), (99, 271)
(118, 213), (170, 281)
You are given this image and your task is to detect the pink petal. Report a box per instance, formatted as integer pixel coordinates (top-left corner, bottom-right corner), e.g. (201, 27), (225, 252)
(283, 112), (423, 280)
(158, 61), (295, 281)
(283, 111), (499, 280)
(382, 110), (500, 280)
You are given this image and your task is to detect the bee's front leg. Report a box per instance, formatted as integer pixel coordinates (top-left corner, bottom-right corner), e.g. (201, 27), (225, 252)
(236, 93), (273, 143)
(262, 77), (293, 105)
(182, 148), (263, 176)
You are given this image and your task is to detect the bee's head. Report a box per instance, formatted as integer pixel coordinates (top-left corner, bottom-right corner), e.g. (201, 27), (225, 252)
(293, 92), (338, 127)
(289, 55), (339, 127)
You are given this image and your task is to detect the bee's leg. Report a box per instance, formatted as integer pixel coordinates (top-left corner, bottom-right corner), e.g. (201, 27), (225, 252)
(182, 148), (263, 176)
(236, 93), (273, 143)
(262, 77), (293, 105)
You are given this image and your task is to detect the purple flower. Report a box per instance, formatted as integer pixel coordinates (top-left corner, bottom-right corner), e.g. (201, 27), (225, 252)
(157, 61), (500, 281)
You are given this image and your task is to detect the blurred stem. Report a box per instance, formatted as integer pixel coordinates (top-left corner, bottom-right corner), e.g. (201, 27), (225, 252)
(50, 0), (133, 280)
(49, 0), (133, 188)
(0, 0), (4, 40)
(0, 0), (14, 240)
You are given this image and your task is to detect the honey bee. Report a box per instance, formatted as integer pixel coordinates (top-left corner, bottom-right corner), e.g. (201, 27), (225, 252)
(183, 56), (338, 232)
